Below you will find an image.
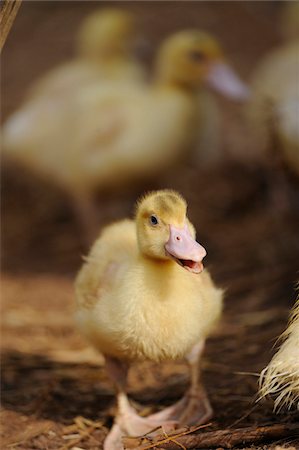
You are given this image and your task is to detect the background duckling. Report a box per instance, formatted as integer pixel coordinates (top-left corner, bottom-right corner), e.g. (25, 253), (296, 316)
(259, 295), (299, 411)
(27, 8), (145, 100)
(156, 29), (249, 166)
(247, 2), (299, 207)
(248, 40), (299, 172)
(75, 190), (223, 449)
(2, 29), (248, 242)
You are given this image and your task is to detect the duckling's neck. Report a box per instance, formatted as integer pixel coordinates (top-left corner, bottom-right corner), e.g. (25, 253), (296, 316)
(153, 75), (199, 95)
(139, 253), (179, 276)
(153, 60), (201, 94)
(83, 48), (130, 64)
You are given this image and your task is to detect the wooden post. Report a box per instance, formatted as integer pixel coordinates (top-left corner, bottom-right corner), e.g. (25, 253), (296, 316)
(0, 0), (22, 52)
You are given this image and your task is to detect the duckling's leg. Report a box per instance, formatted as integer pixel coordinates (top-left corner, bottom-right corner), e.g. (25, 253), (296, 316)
(178, 340), (213, 426)
(143, 340), (212, 427)
(103, 357), (127, 450)
(103, 357), (178, 450)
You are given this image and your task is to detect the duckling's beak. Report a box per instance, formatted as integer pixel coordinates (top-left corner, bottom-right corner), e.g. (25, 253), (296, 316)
(206, 61), (250, 101)
(165, 224), (206, 274)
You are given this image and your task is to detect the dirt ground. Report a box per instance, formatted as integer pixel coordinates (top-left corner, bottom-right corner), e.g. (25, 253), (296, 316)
(1, 2), (299, 449)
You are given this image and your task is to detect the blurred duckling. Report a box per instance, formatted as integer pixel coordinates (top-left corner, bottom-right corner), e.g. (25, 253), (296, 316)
(248, 4), (299, 208)
(2, 30), (249, 241)
(28, 8), (145, 100)
(75, 189), (223, 449)
(259, 296), (299, 411)
(248, 40), (299, 173)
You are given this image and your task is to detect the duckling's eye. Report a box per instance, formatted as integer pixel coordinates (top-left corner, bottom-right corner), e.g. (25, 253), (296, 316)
(149, 215), (159, 226)
(189, 50), (206, 62)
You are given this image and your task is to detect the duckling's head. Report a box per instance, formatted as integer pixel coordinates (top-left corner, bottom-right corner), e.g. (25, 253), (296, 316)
(135, 190), (206, 274)
(155, 30), (249, 100)
(78, 9), (136, 59)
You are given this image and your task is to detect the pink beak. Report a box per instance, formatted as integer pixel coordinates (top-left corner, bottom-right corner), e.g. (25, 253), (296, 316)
(165, 224), (207, 274)
(206, 61), (250, 101)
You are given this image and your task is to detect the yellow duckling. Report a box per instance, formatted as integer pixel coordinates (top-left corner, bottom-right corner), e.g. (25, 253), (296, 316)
(75, 190), (223, 449)
(259, 295), (299, 411)
(28, 8), (145, 100)
(2, 30), (248, 240)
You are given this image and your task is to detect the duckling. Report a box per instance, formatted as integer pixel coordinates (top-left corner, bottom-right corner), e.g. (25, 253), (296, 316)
(259, 296), (299, 411)
(28, 8), (145, 100)
(248, 40), (299, 173)
(75, 190), (223, 449)
(2, 30), (248, 242)
(248, 4), (299, 208)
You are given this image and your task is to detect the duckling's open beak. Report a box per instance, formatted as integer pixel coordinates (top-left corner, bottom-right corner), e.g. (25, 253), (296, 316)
(206, 61), (250, 101)
(165, 224), (206, 274)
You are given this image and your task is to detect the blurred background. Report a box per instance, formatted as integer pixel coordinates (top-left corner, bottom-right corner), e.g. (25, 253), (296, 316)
(1, 1), (299, 448)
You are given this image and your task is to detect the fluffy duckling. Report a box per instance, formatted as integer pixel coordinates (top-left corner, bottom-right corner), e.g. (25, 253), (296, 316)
(75, 190), (223, 449)
(259, 296), (299, 411)
(28, 8), (145, 100)
(2, 30), (248, 241)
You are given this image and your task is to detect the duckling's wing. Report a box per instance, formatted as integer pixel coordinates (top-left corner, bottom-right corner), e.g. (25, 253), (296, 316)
(75, 219), (136, 309)
(76, 86), (131, 148)
(27, 60), (97, 100)
(2, 82), (138, 189)
(65, 83), (158, 188)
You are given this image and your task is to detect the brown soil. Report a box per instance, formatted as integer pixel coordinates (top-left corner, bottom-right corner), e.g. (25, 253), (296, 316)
(1, 2), (299, 449)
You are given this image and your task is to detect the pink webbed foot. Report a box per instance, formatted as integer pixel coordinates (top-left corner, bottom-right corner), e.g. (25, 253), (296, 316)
(177, 387), (213, 426)
(118, 393), (178, 437)
(104, 389), (212, 449)
(103, 423), (124, 450)
(103, 402), (178, 450)
(145, 386), (212, 427)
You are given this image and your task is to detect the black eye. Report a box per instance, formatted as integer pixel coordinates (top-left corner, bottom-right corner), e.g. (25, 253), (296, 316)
(189, 50), (206, 62)
(150, 215), (159, 226)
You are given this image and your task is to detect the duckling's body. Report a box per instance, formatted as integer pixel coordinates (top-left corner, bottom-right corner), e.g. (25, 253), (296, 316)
(4, 83), (194, 193)
(29, 58), (144, 101)
(76, 219), (221, 362)
(75, 190), (223, 449)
